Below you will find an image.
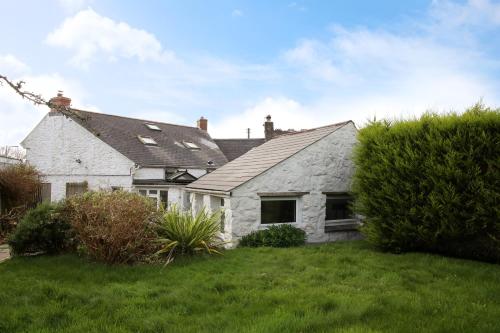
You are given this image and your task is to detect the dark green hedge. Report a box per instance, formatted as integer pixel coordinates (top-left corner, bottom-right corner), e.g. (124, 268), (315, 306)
(239, 224), (306, 248)
(352, 104), (500, 262)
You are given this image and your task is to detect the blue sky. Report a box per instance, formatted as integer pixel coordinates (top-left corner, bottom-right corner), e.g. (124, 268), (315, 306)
(1, 0), (500, 145)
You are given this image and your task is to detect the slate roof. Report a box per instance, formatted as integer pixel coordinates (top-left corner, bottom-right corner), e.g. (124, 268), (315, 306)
(214, 139), (265, 162)
(68, 109), (228, 168)
(186, 121), (353, 193)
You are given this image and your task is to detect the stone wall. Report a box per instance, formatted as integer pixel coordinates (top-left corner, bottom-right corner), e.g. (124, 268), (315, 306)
(22, 113), (135, 201)
(228, 123), (358, 244)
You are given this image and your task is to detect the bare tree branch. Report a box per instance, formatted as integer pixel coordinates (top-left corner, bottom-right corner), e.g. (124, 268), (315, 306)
(0, 74), (81, 119)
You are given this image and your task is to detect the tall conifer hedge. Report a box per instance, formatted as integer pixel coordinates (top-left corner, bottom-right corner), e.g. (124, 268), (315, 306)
(352, 104), (500, 262)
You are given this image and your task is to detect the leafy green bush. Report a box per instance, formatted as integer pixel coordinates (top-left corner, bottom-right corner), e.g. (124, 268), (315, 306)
(239, 224), (306, 247)
(352, 104), (500, 262)
(66, 191), (159, 264)
(8, 202), (74, 255)
(156, 206), (224, 262)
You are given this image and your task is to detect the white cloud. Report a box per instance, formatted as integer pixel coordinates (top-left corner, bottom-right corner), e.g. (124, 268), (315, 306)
(430, 0), (500, 28)
(213, 9), (500, 137)
(231, 9), (243, 17)
(46, 8), (175, 68)
(279, 24), (499, 125)
(0, 54), (30, 77)
(210, 97), (319, 138)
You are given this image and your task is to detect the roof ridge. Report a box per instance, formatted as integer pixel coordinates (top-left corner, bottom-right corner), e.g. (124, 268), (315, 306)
(275, 120), (353, 138)
(70, 108), (201, 130)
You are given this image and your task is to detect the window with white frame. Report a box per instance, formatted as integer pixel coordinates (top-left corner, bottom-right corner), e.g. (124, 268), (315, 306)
(183, 141), (200, 149)
(137, 188), (168, 209)
(138, 135), (158, 146)
(145, 123), (161, 131)
(261, 197), (297, 224)
(325, 194), (354, 221)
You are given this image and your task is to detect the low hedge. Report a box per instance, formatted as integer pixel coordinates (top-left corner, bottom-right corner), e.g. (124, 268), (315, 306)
(352, 104), (500, 262)
(239, 224), (306, 247)
(8, 202), (74, 255)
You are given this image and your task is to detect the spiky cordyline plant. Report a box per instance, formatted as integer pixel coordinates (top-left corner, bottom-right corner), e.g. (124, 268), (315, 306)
(156, 205), (225, 263)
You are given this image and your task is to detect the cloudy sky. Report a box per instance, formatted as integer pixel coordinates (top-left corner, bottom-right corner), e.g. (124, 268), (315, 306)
(1, 0), (500, 145)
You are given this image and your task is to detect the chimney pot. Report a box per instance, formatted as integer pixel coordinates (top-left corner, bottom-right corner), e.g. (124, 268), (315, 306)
(49, 91), (71, 112)
(264, 115), (274, 141)
(197, 116), (208, 131)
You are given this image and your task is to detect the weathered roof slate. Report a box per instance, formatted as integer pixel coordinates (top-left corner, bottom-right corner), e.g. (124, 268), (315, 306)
(186, 121), (353, 193)
(214, 138), (265, 162)
(68, 109), (228, 169)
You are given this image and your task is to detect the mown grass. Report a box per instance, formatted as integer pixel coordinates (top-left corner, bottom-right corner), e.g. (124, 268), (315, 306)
(1, 241), (499, 333)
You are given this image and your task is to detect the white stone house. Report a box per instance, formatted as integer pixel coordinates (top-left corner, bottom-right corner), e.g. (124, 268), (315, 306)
(186, 121), (360, 245)
(21, 92), (263, 205)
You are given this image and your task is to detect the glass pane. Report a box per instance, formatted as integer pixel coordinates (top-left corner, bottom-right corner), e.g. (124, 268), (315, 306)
(138, 190), (147, 196)
(325, 197), (353, 220)
(148, 190), (157, 195)
(160, 190), (168, 208)
(261, 200), (296, 224)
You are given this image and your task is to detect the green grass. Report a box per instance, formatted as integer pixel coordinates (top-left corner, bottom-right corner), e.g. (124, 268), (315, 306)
(1, 241), (499, 333)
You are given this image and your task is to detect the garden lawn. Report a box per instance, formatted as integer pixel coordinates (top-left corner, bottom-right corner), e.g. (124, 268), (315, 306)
(1, 241), (500, 333)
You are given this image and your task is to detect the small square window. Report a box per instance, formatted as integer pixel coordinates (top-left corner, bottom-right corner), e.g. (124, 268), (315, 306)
(145, 123), (161, 131)
(261, 199), (297, 224)
(325, 194), (354, 221)
(138, 190), (147, 196)
(138, 135), (157, 145)
(183, 141), (200, 149)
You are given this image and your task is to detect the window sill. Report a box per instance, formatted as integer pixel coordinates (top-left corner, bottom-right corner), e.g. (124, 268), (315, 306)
(259, 222), (297, 228)
(324, 219), (360, 232)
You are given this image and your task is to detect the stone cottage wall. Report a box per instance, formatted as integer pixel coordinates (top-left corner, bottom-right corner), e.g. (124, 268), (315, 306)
(229, 123), (359, 244)
(22, 113), (135, 201)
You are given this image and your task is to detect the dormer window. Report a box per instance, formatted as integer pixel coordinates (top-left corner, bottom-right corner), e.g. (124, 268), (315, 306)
(145, 123), (161, 131)
(138, 135), (157, 146)
(183, 141), (200, 149)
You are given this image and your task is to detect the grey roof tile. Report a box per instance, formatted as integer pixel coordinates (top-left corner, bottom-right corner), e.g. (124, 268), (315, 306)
(68, 109), (228, 168)
(214, 139), (265, 161)
(186, 121), (352, 193)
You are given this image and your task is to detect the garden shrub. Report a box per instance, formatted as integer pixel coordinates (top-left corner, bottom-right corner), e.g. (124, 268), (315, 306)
(156, 206), (224, 262)
(352, 104), (500, 262)
(239, 224), (306, 247)
(66, 191), (159, 264)
(8, 202), (74, 255)
(0, 164), (42, 241)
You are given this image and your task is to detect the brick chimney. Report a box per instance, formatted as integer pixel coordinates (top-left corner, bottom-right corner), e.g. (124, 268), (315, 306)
(197, 116), (208, 131)
(264, 115), (274, 141)
(49, 90), (71, 112)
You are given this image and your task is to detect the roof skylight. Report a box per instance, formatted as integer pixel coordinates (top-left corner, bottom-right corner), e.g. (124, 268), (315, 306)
(183, 141), (200, 149)
(138, 135), (158, 145)
(145, 123), (161, 131)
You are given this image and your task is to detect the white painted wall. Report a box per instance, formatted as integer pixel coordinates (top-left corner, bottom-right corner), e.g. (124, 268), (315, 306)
(22, 113), (135, 201)
(227, 123), (359, 244)
(133, 167), (164, 180)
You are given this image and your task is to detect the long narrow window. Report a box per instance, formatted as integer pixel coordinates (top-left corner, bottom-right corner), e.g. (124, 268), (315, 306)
(325, 194), (354, 221)
(261, 198), (297, 224)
